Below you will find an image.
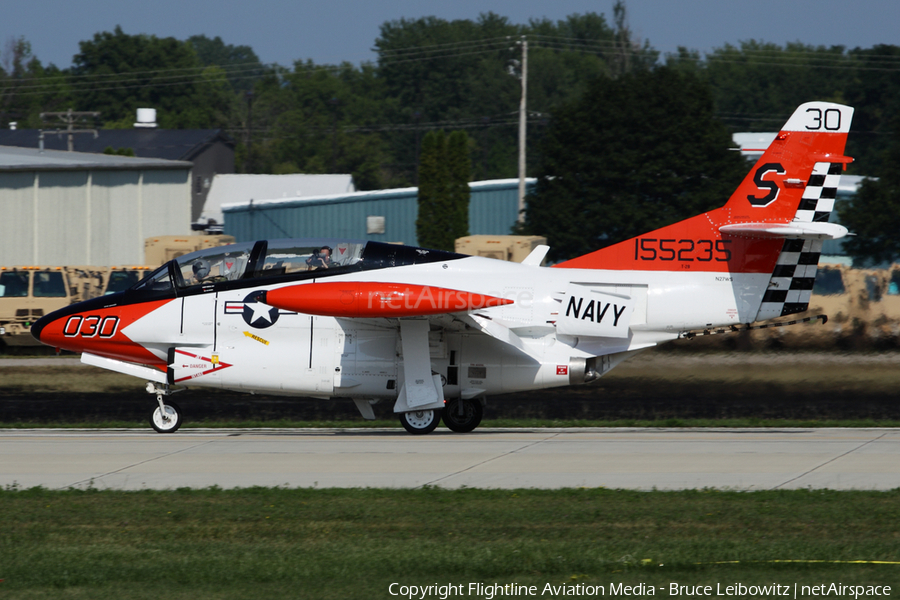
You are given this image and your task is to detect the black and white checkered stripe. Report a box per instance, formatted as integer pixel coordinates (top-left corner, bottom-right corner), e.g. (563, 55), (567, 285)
(755, 162), (840, 320)
(756, 238), (822, 319)
(794, 162), (841, 223)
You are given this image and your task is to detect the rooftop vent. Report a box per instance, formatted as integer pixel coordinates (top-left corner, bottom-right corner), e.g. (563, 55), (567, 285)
(134, 108), (158, 128)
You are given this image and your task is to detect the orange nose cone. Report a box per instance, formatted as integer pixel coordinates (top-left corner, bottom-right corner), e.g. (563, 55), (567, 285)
(31, 297), (170, 367)
(264, 282), (512, 318)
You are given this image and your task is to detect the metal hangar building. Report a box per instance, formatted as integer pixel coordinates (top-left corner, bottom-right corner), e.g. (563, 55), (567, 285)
(0, 146), (192, 266)
(0, 126), (234, 224)
(222, 178), (536, 246)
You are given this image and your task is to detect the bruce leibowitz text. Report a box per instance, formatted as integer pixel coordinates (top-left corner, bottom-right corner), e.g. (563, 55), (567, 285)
(389, 582), (893, 599)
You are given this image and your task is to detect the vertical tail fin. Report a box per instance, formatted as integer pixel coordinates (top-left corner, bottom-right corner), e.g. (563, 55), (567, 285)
(555, 102), (854, 280)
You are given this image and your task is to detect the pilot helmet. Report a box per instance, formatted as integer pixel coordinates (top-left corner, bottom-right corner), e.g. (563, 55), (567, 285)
(192, 259), (210, 280)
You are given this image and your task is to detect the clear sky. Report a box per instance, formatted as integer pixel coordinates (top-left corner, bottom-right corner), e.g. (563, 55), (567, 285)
(5, 0), (899, 69)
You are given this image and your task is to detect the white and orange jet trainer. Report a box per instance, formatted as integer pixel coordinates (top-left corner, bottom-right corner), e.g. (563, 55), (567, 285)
(33, 102), (853, 434)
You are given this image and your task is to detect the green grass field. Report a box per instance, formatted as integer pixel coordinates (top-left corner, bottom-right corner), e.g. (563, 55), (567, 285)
(2, 487), (899, 599)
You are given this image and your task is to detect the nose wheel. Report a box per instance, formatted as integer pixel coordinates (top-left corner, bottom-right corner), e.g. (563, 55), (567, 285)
(151, 399), (183, 433)
(147, 382), (184, 433)
(399, 408), (442, 435)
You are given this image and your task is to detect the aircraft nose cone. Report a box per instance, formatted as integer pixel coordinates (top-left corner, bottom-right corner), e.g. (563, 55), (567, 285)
(31, 312), (57, 345)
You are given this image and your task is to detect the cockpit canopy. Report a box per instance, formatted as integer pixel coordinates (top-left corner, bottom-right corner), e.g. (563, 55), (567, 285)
(173, 240), (368, 287)
(132, 238), (465, 296)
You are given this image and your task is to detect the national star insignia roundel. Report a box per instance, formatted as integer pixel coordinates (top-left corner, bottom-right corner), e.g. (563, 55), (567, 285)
(241, 291), (280, 329)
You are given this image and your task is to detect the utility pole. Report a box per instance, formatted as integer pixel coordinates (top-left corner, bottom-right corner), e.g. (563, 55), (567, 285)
(39, 108), (99, 152)
(516, 38), (528, 223)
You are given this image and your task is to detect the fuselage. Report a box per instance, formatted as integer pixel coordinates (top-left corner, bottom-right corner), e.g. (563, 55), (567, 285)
(32, 237), (757, 401)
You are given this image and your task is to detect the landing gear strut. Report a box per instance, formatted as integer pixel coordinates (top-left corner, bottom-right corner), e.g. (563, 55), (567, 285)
(399, 408), (442, 435)
(147, 382), (183, 433)
(442, 398), (484, 433)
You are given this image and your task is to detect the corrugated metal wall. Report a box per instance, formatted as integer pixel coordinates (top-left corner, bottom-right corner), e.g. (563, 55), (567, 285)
(0, 168), (191, 266)
(90, 171), (141, 265)
(140, 170), (193, 262)
(0, 172), (35, 264)
(224, 180), (535, 246)
(38, 171), (90, 265)
(225, 190), (418, 244)
(467, 181), (527, 235)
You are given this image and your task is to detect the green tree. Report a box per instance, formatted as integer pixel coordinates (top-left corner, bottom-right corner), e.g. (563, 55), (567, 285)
(0, 37), (69, 128)
(698, 41), (849, 133)
(375, 11), (650, 183)
(417, 130), (452, 249)
(187, 34), (265, 93)
(247, 60), (393, 187)
(446, 130), (472, 240)
(664, 40), (900, 177)
(837, 123), (900, 266)
(843, 44), (900, 174)
(522, 66), (748, 261)
(416, 130), (472, 249)
(71, 26), (233, 128)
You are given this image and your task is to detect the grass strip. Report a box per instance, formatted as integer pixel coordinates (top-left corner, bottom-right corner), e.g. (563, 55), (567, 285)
(1, 487), (899, 599)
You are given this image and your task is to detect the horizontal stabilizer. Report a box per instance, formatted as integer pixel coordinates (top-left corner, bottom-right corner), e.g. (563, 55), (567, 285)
(719, 222), (848, 241)
(262, 282), (512, 318)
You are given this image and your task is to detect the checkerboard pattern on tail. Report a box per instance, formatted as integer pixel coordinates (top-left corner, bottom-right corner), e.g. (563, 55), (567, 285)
(756, 162), (842, 319)
(795, 162), (842, 223)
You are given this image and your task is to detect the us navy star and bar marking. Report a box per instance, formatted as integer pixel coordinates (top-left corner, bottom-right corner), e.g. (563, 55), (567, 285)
(224, 292), (298, 329)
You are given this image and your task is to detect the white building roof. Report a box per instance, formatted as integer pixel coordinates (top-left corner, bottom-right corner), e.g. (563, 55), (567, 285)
(0, 145), (191, 171)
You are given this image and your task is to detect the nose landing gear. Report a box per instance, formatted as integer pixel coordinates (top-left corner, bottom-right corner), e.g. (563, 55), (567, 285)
(147, 382), (184, 433)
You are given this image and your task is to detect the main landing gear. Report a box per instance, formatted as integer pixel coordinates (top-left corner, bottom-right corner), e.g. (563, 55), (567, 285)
(442, 398), (484, 433)
(399, 408), (443, 435)
(147, 382), (184, 433)
(397, 397), (484, 434)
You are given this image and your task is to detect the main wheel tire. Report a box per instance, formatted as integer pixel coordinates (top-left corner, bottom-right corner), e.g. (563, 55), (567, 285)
(442, 398), (484, 433)
(399, 408), (442, 435)
(150, 401), (183, 433)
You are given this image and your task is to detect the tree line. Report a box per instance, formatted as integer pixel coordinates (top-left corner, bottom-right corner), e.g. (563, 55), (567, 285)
(1, 8), (899, 263)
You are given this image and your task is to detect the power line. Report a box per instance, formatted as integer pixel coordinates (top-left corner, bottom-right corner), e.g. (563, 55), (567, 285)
(3, 60), (272, 84)
(2, 69), (269, 98)
(224, 113), (549, 139)
(8, 64), (270, 93)
(376, 36), (513, 58)
(3, 33), (900, 102)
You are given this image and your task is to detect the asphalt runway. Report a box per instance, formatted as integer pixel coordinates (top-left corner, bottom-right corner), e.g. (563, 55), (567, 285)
(1, 427), (898, 491)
